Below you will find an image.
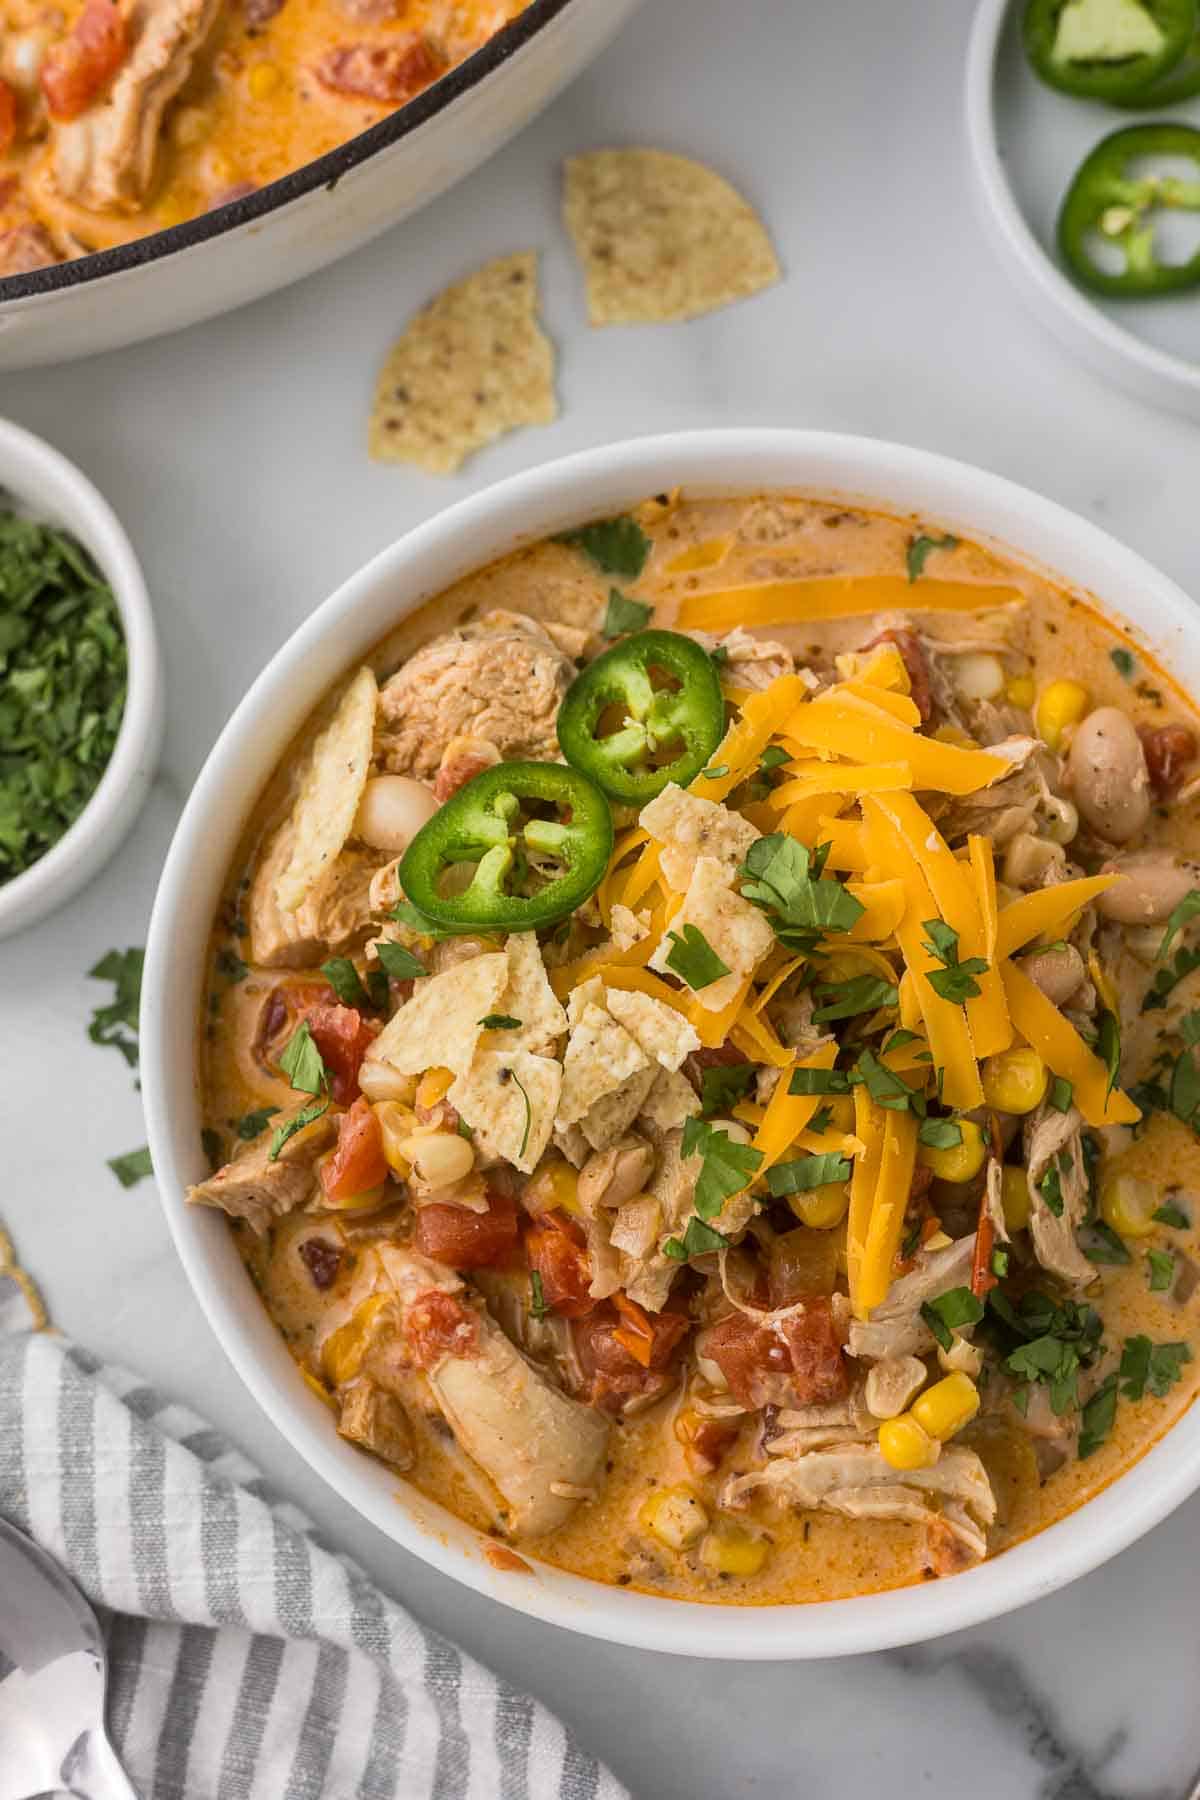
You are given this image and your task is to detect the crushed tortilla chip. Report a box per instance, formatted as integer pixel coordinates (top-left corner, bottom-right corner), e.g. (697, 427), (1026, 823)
(648, 855), (774, 1011)
(557, 1002), (651, 1128)
(554, 1123), (591, 1169)
(563, 149), (780, 326)
(579, 1065), (659, 1153)
(368, 252), (557, 475)
(275, 667), (378, 913)
(605, 987), (699, 1072)
(486, 932), (567, 1055)
(450, 1049), (561, 1174)
(638, 1066), (701, 1132)
(364, 954), (507, 1079)
(566, 974), (606, 1030)
(640, 782), (760, 893)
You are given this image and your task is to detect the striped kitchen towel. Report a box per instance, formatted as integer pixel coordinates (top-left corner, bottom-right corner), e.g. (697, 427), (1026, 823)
(0, 1243), (627, 1800)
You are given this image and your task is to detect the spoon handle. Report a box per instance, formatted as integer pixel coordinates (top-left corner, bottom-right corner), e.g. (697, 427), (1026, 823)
(67, 1729), (140, 1800)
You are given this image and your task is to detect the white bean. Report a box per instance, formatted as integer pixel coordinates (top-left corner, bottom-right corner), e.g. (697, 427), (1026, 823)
(1067, 707), (1150, 843)
(1097, 851), (1200, 924)
(355, 775), (438, 854)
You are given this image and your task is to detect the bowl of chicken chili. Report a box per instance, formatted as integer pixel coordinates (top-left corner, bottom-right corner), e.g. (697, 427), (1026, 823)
(143, 430), (1200, 1656)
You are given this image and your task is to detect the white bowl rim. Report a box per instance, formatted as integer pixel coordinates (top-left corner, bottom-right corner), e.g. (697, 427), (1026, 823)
(0, 417), (162, 936)
(965, 0), (1200, 406)
(143, 427), (1200, 1659)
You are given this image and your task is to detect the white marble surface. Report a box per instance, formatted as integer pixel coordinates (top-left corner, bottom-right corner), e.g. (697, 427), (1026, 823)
(4, 0), (1200, 1794)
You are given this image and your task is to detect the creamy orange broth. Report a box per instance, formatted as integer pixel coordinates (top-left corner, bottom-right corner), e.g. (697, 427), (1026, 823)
(1, 0), (527, 268)
(200, 493), (1200, 1605)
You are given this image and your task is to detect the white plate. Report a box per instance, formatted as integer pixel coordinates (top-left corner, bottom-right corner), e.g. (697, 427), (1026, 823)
(967, 0), (1200, 416)
(143, 428), (1200, 1659)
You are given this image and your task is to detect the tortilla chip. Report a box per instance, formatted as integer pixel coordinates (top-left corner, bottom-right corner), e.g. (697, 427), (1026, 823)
(605, 987), (700, 1072)
(557, 1002), (651, 1128)
(639, 1066), (701, 1133)
(566, 974), (606, 1030)
(563, 149), (780, 326)
(368, 252), (557, 475)
(648, 854), (775, 1012)
(275, 666), (379, 913)
(487, 932), (567, 1055)
(554, 1123), (591, 1169)
(363, 954), (508, 1079)
(579, 1064), (658, 1153)
(640, 782), (760, 894)
(449, 1050), (561, 1174)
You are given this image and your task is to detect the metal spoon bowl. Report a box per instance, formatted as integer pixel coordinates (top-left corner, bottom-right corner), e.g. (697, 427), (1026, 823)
(0, 1516), (137, 1800)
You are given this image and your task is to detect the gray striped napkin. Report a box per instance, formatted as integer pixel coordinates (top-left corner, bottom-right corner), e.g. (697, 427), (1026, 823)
(0, 1241), (627, 1800)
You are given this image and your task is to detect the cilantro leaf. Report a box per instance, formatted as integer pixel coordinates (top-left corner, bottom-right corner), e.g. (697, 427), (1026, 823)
(321, 957), (372, 1009)
(906, 532), (958, 582)
(759, 745), (790, 774)
(918, 1117), (963, 1150)
(87, 947), (144, 1071)
(235, 1107), (280, 1141)
(1077, 1374), (1118, 1459)
(529, 1270), (549, 1320)
(663, 1216), (730, 1261)
(812, 973), (898, 1023)
(740, 835), (864, 949)
(1039, 1161), (1065, 1218)
(788, 1066), (852, 1097)
(681, 1118), (763, 1218)
(1154, 1199), (1190, 1229)
(479, 1013), (522, 1031)
(807, 1105), (834, 1136)
(1147, 1248), (1176, 1292)
(1049, 1076), (1074, 1114)
(269, 1098), (329, 1161)
(883, 1029), (919, 1053)
(1120, 1334), (1192, 1400)
(1142, 943), (1200, 1013)
(699, 1061), (756, 1118)
(920, 918), (989, 1004)
(1170, 1039), (1200, 1130)
(766, 1152), (853, 1196)
(602, 588), (653, 637)
(664, 924), (731, 992)
(920, 1286), (984, 1351)
(853, 1048), (915, 1113)
(376, 941), (429, 982)
(1109, 647), (1136, 679)
(278, 1021), (327, 1097)
(107, 1145), (153, 1189)
(1160, 890), (1200, 959)
(1080, 1221), (1131, 1265)
(557, 516), (651, 579)
(388, 898), (457, 940)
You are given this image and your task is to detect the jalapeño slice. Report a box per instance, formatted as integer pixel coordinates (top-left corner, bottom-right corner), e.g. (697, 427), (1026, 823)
(1024, 0), (1197, 101)
(1057, 122), (1200, 295)
(556, 629), (725, 806)
(398, 761), (612, 934)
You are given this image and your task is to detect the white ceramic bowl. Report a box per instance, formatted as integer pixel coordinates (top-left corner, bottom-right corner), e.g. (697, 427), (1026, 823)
(966, 0), (1200, 420)
(0, 419), (162, 940)
(143, 429), (1200, 1658)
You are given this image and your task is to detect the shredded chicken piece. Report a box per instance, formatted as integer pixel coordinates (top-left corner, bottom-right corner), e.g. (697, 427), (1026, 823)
(1024, 1102), (1094, 1289)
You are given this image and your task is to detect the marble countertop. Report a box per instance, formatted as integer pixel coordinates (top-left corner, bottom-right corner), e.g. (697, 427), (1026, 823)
(5, 0), (1200, 1793)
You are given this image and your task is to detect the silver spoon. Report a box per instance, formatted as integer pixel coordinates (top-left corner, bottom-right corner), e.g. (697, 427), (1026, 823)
(0, 1516), (137, 1800)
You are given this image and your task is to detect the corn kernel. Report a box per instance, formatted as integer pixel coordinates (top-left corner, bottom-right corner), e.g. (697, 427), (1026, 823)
(416, 1066), (455, 1110)
(878, 1413), (939, 1470)
(1100, 1172), (1157, 1240)
(1035, 680), (1089, 751)
(1000, 1165), (1032, 1233)
(375, 1101), (418, 1177)
(523, 1158), (581, 1218)
(789, 1182), (850, 1229)
(399, 1131), (474, 1189)
(359, 1061), (417, 1104)
(982, 1046), (1048, 1116)
(248, 61), (281, 99)
(1006, 674), (1036, 709)
(912, 1371), (980, 1441)
(919, 1117), (986, 1184)
(699, 1525), (770, 1577)
(638, 1484), (708, 1552)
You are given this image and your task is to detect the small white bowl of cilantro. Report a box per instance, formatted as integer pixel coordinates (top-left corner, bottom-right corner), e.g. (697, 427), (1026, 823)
(0, 418), (162, 939)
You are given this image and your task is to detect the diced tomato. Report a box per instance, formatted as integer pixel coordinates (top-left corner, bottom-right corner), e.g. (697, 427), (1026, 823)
(525, 1212), (594, 1318)
(415, 1190), (521, 1271)
(674, 1408), (739, 1476)
(573, 1298), (690, 1411)
(703, 1298), (847, 1410)
(860, 628), (933, 724)
(303, 1002), (379, 1104)
(0, 80), (17, 156)
(405, 1290), (477, 1368)
(321, 1096), (388, 1202)
(1140, 723), (1197, 798)
(315, 34), (444, 103)
(41, 0), (127, 123)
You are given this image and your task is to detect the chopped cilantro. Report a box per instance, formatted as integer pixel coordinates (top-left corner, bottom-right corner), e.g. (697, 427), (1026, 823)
(921, 919), (989, 1004)
(1147, 1248), (1176, 1292)
(918, 1116), (963, 1150)
(788, 1066), (852, 1097)
(278, 1021), (327, 1097)
(1120, 1334), (1192, 1400)
(321, 957), (375, 1010)
(1048, 1076), (1074, 1114)
(991, 1247), (1010, 1279)
(1080, 1220), (1131, 1265)
(215, 949), (247, 984)
(990, 1289), (1103, 1416)
(388, 898), (457, 940)
(1039, 1161), (1065, 1218)
(1077, 1374), (1118, 1459)
(920, 1286), (984, 1350)
(807, 1105), (834, 1136)
(812, 972), (898, 1023)
(235, 1107), (280, 1141)
(0, 511), (127, 883)
(681, 1117), (763, 1218)
(376, 941), (429, 982)
(529, 1270), (549, 1321)
(87, 948), (144, 1071)
(664, 924), (731, 991)
(766, 1152), (853, 1196)
(853, 1048), (916, 1113)
(107, 1145), (153, 1189)
(557, 516), (651, 579)
(1109, 647), (1136, 679)
(269, 1098), (329, 1161)
(1159, 890), (1200, 959)
(700, 764), (730, 780)
(699, 1061), (756, 1118)
(759, 745), (791, 774)
(602, 588), (653, 637)
(479, 1013), (522, 1031)
(906, 532), (958, 582)
(740, 835), (864, 950)
(1154, 1199), (1190, 1229)
(883, 1029), (920, 1053)
(663, 1216), (730, 1261)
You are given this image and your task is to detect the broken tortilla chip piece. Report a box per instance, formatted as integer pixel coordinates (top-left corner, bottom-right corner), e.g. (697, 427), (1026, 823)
(557, 1001), (652, 1129)
(604, 987), (699, 1072)
(368, 252), (557, 475)
(485, 931), (567, 1056)
(363, 953), (508, 1079)
(275, 666), (379, 913)
(563, 148), (780, 326)
(450, 1049), (561, 1174)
